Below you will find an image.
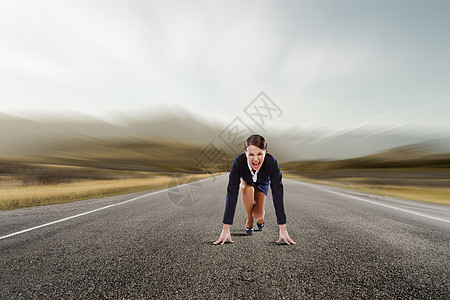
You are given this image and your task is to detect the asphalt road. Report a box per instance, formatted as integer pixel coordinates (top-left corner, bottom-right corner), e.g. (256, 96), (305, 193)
(1, 174), (449, 299)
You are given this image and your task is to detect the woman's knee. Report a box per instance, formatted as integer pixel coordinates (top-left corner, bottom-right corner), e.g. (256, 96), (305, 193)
(242, 187), (254, 201)
(240, 180), (254, 194)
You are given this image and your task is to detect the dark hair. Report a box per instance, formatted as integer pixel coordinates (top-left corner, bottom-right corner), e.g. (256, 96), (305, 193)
(244, 134), (267, 151)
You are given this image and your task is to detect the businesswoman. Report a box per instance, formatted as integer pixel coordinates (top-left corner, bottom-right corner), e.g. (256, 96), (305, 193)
(213, 134), (296, 245)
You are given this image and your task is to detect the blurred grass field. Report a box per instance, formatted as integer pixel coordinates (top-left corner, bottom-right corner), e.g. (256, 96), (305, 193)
(0, 137), (230, 210)
(284, 173), (450, 206)
(1, 138), (449, 209)
(0, 173), (220, 210)
(282, 146), (450, 206)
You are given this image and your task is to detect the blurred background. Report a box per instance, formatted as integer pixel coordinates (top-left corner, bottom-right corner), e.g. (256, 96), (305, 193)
(0, 0), (449, 208)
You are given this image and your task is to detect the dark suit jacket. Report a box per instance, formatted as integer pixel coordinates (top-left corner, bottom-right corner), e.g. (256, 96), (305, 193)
(223, 152), (287, 225)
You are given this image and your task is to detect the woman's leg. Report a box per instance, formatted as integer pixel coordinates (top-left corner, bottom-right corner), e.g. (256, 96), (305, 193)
(240, 179), (266, 228)
(253, 189), (266, 224)
(240, 178), (255, 228)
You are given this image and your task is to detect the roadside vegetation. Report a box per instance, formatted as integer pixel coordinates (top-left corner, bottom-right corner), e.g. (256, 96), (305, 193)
(0, 172), (218, 210)
(281, 145), (450, 205)
(2, 140), (449, 209)
(0, 138), (230, 210)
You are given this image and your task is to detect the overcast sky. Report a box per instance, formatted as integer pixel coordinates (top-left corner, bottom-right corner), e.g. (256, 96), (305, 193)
(1, 0), (449, 134)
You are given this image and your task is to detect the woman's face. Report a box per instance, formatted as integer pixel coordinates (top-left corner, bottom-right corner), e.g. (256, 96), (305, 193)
(245, 145), (266, 171)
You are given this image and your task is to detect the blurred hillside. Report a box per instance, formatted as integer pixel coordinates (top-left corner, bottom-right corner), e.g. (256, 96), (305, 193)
(0, 136), (232, 180)
(1, 107), (449, 162)
(0, 136), (231, 191)
(281, 144), (450, 172)
(0, 108), (234, 175)
(1, 108), (449, 191)
(281, 144), (450, 189)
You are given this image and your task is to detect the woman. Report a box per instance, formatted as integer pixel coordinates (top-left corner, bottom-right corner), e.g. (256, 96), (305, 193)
(213, 134), (296, 245)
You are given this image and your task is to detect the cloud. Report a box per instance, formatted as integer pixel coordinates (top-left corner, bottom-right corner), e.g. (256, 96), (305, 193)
(276, 40), (377, 87)
(0, 0), (449, 135)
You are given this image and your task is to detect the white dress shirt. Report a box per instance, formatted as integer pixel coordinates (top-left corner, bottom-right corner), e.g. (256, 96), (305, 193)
(247, 159), (259, 182)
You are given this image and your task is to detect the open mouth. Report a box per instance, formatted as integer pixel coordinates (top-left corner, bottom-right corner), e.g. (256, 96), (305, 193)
(252, 161), (260, 167)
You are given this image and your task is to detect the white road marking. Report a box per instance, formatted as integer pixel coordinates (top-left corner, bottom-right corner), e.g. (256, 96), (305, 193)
(286, 178), (450, 224)
(0, 175), (222, 240)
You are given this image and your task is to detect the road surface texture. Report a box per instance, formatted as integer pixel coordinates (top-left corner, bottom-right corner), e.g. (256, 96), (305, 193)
(1, 174), (449, 299)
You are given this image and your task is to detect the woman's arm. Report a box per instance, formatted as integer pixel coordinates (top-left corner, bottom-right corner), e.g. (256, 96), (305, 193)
(270, 158), (287, 225)
(222, 158), (241, 225)
(270, 157), (296, 245)
(213, 158), (240, 245)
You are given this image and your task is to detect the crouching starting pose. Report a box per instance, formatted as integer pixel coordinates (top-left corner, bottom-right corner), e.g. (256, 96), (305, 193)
(213, 134), (296, 245)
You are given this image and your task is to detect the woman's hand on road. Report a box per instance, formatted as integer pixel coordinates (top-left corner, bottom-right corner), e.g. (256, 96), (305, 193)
(277, 224), (296, 245)
(213, 224), (233, 245)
